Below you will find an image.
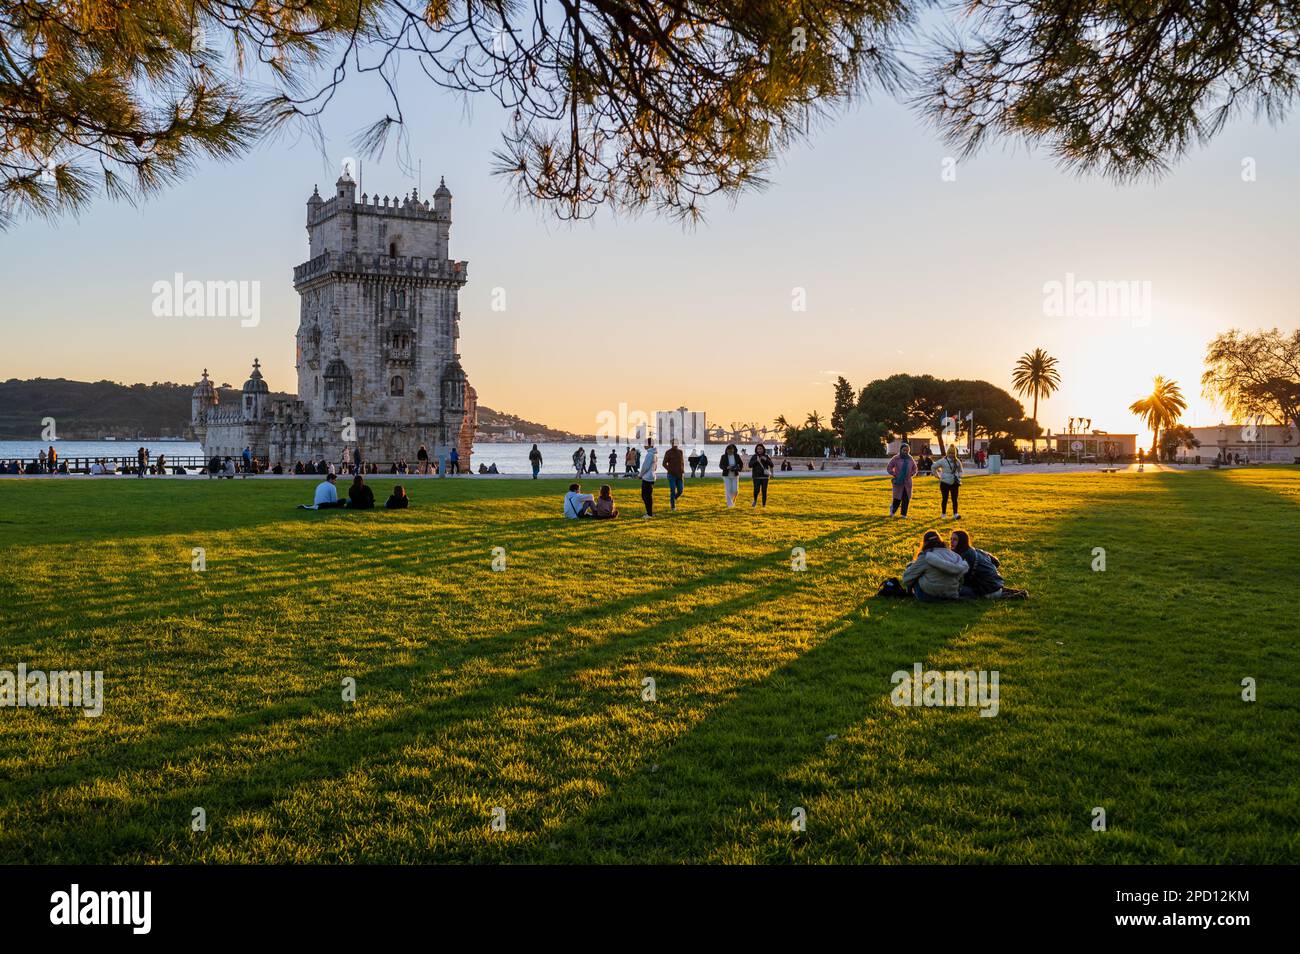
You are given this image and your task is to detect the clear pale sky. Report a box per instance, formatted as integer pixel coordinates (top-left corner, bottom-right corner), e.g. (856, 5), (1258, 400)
(3, 60), (1298, 443)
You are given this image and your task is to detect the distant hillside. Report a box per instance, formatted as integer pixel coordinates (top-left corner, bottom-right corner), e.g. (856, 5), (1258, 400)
(0, 378), (581, 441)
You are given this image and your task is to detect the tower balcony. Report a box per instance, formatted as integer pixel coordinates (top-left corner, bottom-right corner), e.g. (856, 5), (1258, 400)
(294, 250), (468, 287)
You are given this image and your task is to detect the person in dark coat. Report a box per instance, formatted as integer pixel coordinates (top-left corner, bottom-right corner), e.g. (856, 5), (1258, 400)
(347, 474), (375, 509)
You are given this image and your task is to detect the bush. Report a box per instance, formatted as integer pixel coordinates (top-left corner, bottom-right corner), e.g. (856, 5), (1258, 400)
(783, 425), (839, 457)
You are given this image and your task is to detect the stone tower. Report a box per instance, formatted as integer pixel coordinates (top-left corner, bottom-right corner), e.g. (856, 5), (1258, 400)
(287, 171), (471, 464)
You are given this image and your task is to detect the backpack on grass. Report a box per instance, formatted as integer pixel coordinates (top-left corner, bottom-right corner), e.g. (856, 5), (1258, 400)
(877, 577), (907, 598)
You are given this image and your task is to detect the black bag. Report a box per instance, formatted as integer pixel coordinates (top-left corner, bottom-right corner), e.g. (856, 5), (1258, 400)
(877, 577), (907, 598)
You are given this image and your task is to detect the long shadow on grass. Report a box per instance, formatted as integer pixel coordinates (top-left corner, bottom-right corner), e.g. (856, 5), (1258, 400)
(514, 475), (1160, 863)
(0, 504), (752, 644)
(515, 599), (1000, 863)
(0, 518), (908, 860)
(528, 468), (1300, 864)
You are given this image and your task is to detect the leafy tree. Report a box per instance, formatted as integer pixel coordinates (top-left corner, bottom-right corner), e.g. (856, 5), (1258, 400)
(9, 2), (1297, 226)
(1202, 328), (1300, 432)
(1010, 349), (1061, 453)
(0, 0), (910, 227)
(842, 409), (888, 457)
(830, 375), (855, 437)
(1159, 424), (1201, 462)
(924, 1), (1300, 182)
(942, 378), (1029, 446)
(1129, 376), (1188, 458)
(856, 372), (1032, 452)
(857, 373), (943, 445)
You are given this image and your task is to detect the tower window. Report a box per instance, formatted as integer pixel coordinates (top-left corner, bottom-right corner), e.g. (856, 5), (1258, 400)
(390, 375), (405, 396)
(389, 241), (398, 257)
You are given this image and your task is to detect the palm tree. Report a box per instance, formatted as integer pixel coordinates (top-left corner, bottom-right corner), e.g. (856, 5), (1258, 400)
(773, 414), (791, 438)
(1011, 348), (1062, 453)
(1129, 376), (1188, 458)
(805, 410), (824, 429)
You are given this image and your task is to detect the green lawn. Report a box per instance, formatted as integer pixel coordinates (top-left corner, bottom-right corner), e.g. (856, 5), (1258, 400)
(0, 468), (1297, 863)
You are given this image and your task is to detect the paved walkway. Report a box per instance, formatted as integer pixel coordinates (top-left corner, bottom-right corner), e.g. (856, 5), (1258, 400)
(0, 462), (1257, 480)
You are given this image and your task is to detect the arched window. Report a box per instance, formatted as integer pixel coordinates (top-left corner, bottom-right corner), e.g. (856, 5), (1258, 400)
(390, 375), (405, 396)
(389, 241), (398, 258)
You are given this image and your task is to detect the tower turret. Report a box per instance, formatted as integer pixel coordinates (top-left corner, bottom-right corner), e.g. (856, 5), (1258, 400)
(335, 169), (356, 206)
(433, 177), (452, 258)
(241, 358), (269, 422)
(191, 368), (218, 427)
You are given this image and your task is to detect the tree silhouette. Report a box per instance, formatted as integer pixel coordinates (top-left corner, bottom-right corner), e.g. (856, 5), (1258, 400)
(8, 2), (1298, 225)
(1129, 376), (1188, 459)
(1011, 349), (1061, 454)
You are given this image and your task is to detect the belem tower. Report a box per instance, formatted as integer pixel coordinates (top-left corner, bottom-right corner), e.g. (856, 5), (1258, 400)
(191, 169), (476, 468)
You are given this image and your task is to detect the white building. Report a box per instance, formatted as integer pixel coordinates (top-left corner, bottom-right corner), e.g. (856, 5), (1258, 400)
(655, 407), (707, 446)
(1186, 423), (1299, 463)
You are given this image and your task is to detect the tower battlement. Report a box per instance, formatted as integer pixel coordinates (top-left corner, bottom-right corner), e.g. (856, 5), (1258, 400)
(308, 190), (449, 227)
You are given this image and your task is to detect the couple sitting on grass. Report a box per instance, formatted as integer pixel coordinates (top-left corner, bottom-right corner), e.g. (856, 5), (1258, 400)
(564, 482), (619, 519)
(299, 474), (409, 511)
(901, 529), (1028, 602)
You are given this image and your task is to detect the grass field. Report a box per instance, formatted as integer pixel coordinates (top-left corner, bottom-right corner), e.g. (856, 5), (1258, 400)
(0, 468), (1297, 864)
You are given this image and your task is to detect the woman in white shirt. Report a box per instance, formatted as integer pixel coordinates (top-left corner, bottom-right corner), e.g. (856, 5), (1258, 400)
(932, 447), (964, 519)
(719, 443), (743, 508)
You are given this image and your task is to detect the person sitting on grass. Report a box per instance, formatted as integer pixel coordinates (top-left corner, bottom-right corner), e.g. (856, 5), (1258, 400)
(298, 473), (346, 509)
(348, 474), (375, 509)
(950, 530), (1028, 600)
(385, 485), (410, 509)
(564, 482), (597, 519)
(593, 485), (619, 519)
(901, 530), (970, 602)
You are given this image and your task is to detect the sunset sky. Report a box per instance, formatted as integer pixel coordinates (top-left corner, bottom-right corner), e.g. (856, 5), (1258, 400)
(3, 60), (1298, 443)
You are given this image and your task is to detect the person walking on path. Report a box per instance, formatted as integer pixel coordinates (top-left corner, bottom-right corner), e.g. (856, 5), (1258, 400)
(933, 446), (964, 520)
(417, 444), (430, 475)
(588, 448), (598, 474)
(750, 443), (774, 508)
(137, 446), (148, 478)
(719, 443), (743, 508)
(638, 440), (658, 518)
(608, 449), (617, 475)
(663, 439), (686, 511)
(529, 444), (543, 479)
(573, 447), (586, 478)
(887, 442), (918, 516)
(449, 447), (459, 474)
